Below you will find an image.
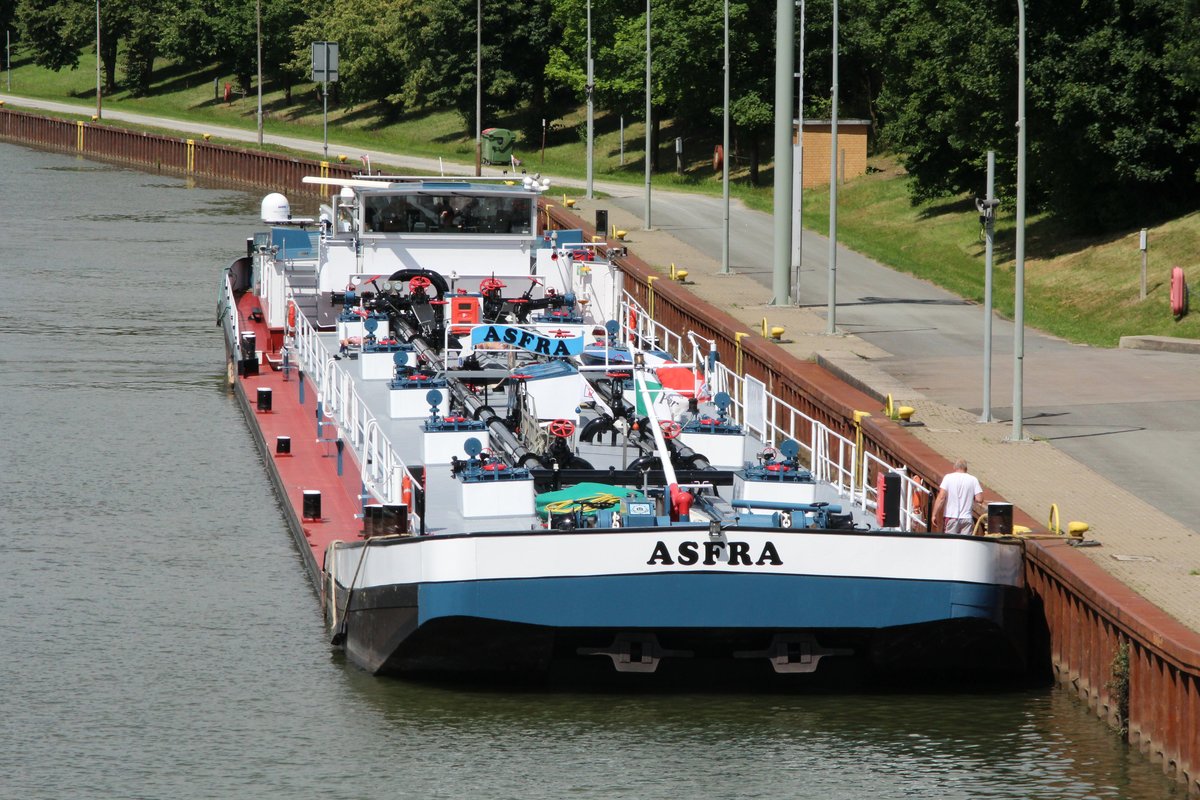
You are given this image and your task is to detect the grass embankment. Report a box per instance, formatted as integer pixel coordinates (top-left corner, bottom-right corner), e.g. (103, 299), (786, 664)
(6, 52), (1198, 346)
(800, 159), (1200, 346)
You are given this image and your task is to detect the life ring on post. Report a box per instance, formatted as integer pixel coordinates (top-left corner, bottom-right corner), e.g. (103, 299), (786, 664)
(713, 144), (724, 172)
(287, 300), (297, 330)
(401, 473), (412, 508)
(910, 475), (926, 521)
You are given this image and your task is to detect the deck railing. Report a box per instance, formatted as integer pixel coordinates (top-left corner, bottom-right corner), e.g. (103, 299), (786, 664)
(289, 294), (421, 526)
(618, 289), (932, 530)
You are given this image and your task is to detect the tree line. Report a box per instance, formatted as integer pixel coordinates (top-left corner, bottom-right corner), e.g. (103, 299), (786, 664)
(6, 0), (1199, 230)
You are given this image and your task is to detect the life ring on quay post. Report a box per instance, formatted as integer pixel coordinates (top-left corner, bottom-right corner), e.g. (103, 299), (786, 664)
(713, 144), (724, 172)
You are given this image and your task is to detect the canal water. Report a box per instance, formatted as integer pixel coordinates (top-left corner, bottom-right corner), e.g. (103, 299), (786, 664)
(0, 142), (1184, 799)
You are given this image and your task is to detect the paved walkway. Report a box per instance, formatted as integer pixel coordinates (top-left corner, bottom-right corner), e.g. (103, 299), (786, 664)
(4, 93), (1197, 634)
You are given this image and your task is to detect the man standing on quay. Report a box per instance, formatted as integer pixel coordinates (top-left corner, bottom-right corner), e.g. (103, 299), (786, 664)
(932, 459), (983, 534)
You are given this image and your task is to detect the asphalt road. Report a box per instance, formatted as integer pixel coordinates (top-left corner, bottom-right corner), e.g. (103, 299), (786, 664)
(6, 93), (1197, 532)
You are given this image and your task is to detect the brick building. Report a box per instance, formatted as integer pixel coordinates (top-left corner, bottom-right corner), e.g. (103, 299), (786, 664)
(795, 119), (871, 188)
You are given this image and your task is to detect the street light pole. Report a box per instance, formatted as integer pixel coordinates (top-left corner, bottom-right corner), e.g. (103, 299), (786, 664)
(255, 0), (262, 145)
(826, 0), (838, 334)
(644, 0), (652, 229)
(980, 151), (996, 423)
(475, 0), (482, 176)
(1011, 0), (1027, 440)
(586, 0), (594, 199)
(792, 0), (805, 302)
(771, 0), (795, 305)
(95, 0), (101, 119)
(720, 0), (730, 274)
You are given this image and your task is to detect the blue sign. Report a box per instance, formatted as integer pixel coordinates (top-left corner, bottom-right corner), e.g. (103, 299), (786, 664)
(469, 324), (585, 357)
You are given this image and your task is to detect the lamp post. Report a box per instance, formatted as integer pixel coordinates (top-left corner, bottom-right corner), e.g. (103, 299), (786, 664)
(586, 0), (594, 199)
(1011, 0), (1027, 440)
(643, 0), (652, 229)
(255, 0), (263, 146)
(95, 0), (101, 119)
(475, 0), (482, 176)
(720, 0), (730, 274)
(792, 0), (805, 302)
(771, 0), (795, 305)
(978, 151), (997, 423)
(825, 0), (838, 334)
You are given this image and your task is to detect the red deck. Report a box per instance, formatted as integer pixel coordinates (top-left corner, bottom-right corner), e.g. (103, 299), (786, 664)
(233, 292), (365, 579)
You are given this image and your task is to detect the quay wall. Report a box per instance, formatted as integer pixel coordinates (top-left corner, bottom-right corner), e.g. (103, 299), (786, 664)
(4, 108), (1195, 794)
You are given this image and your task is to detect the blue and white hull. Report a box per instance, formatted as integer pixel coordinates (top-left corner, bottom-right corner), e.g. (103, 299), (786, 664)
(327, 526), (1027, 680)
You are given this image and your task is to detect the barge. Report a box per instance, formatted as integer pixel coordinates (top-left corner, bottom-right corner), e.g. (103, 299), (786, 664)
(218, 173), (1028, 683)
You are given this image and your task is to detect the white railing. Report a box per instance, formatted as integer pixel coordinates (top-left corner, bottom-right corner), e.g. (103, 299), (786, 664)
(289, 304), (421, 527)
(219, 270), (243, 359)
(621, 288), (932, 529)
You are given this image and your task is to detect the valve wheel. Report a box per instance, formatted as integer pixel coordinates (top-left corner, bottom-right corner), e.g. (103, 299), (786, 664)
(548, 419), (576, 439)
(480, 277), (506, 294)
(409, 275), (432, 293)
(760, 446), (779, 463)
(660, 420), (683, 440)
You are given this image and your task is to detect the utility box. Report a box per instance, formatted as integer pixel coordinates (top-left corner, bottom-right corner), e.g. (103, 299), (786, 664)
(481, 128), (516, 165)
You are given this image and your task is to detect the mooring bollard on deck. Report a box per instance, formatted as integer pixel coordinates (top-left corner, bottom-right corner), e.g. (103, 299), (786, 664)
(257, 387), (273, 412)
(302, 490), (322, 520)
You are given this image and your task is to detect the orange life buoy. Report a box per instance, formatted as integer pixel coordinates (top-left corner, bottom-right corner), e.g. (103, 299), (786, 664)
(911, 475), (926, 519)
(628, 307), (637, 343)
(713, 144), (724, 172)
(287, 300), (297, 329)
(401, 473), (412, 508)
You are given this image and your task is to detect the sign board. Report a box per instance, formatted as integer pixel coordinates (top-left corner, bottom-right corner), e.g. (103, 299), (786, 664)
(469, 325), (586, 357)
(312, 41), (339, 83)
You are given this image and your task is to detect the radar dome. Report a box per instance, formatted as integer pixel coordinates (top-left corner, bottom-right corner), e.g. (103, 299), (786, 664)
(261, 192), (291, 223)
(339, 186), (355, 200)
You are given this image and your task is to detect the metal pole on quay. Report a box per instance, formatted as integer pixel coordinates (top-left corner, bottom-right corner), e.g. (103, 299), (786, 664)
(255, 0), (263, 146)
(644, 0), (652, 229)
(1011, 0), (1027, 441)
(771, 0), (795, 305)
(95, 0), (101, 119)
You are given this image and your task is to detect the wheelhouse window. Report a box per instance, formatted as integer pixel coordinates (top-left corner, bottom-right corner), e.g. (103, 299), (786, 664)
(362, 192), (533, 235)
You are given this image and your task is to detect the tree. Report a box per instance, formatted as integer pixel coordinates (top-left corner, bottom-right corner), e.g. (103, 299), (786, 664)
(868, 0), (1014, 203)
(1031, 0), (1200, 229)
(122, 0), (163, 96)
(873, 0), (1200, 231)
(16, 0), (91, 73)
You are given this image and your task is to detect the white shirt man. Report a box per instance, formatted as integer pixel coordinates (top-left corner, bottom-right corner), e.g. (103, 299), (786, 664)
(932, 459), (983, 534)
